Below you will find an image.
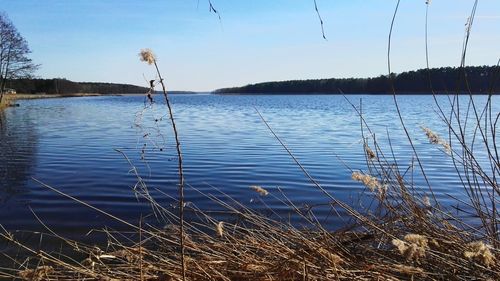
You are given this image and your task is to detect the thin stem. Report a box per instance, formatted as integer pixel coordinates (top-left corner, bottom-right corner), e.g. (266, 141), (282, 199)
(153, 60), (186, 281)
(387, 0), (438, 204)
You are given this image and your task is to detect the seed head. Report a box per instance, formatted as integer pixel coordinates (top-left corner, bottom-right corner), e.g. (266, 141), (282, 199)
(422, 196), (431, 207)
(464, 241), (495, 267)
(139, 48), (156, 65)
(216, 221), (224, 237)
(365, 145), (376, 159)
(421, 126), (451, 154)
(392, 234), (428, 262)
(351, 171), (381, 193)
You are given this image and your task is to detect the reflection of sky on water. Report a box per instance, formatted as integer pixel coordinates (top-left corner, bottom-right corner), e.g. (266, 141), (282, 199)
(0, 94), (497, 244)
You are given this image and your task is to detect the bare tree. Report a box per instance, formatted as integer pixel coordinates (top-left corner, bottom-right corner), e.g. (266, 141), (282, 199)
(0, 12), (38, 102)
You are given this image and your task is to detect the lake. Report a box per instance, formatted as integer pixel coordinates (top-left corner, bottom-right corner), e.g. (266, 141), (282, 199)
(0, 94), (497, 244)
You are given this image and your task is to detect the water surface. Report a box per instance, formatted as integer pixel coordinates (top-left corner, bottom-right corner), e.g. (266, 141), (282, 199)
(0, 94), (496, 241)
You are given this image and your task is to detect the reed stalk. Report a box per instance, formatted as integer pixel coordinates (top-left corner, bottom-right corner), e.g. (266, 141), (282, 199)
(139, 49), (186, 280)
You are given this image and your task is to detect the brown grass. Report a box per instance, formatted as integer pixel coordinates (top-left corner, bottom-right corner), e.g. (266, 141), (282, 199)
(1, 171), (498, 280)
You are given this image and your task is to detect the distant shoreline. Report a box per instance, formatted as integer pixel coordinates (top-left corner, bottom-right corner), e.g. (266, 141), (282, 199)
(0, 92), (202, 109)
(215, 91), (497, 96)
(13, 93), (104, 100)
(1, 93), (107, 108)
(215, 65), (499, 95)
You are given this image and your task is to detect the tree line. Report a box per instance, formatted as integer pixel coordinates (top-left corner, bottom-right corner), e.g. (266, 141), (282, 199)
(1, 12), (148, 97)
(4, 78), (149, 95)
(215, 66), (500, 94)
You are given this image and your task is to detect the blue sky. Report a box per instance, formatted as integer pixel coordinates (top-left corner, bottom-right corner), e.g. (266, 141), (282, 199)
(1, 0), (499, 91)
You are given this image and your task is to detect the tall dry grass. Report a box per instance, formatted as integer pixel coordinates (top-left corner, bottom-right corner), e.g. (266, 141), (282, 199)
(1, 1), (499, 280)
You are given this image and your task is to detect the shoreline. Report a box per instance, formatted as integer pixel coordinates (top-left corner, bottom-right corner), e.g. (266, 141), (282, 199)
(13, 93), (103, 100)
(214, 91), (498, 95)
(1, 93), (105, 109)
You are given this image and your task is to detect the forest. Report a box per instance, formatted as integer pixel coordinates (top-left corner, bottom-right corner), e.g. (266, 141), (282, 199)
(215, 65), (499, 94)
(4, 78), (149, 95)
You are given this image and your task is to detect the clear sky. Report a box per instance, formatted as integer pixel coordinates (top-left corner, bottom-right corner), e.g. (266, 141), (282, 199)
(1, 0), (499, 91)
